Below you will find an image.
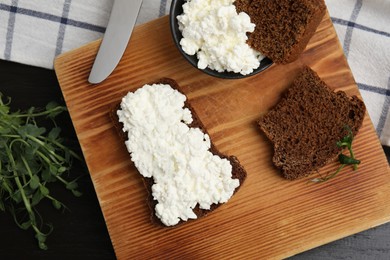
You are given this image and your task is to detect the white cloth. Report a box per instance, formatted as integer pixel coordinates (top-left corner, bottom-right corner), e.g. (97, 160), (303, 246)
(326, 0), (390, 146)
(0, 0), (172, 68)
(0, 0), (388, 146)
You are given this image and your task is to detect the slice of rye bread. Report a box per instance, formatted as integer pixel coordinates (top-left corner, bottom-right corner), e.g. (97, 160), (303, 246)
(257, 66), (366, 180)
(235, 0), (326, 64)
(113, 78), (247, 227)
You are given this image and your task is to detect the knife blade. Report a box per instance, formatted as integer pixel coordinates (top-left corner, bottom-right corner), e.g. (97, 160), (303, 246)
(88, 0), (143, 84)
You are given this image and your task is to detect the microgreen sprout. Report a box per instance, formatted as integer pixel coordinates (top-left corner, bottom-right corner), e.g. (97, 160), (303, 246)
(310, 126), (360, 183)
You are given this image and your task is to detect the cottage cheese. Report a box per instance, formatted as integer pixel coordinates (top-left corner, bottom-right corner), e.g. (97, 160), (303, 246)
(117, 84), (240, 226)
(177, 0), (264, 75)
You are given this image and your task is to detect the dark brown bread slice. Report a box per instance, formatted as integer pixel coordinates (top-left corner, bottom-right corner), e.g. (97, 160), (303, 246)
(114, 78), (247, 227)
(235, 0), (326, 64)
(257, 66), (366, 180)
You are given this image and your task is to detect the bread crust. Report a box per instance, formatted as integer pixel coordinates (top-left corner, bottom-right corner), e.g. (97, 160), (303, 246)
(257, 66), (366, 180)
(235, 0), (327, 64)
(282, 1), (326, 63)
(113, 78), (247, 227)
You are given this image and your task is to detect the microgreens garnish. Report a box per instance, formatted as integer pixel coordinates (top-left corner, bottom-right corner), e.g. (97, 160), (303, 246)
(0, 92), (82, 249)
(310, 126), (360, 183)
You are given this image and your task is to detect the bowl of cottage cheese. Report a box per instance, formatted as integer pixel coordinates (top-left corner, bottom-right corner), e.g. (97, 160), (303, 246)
(170, 0), (273, 79)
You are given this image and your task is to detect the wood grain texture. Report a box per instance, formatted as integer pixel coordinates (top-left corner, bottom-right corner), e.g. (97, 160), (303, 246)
(54, 13), (390, 259)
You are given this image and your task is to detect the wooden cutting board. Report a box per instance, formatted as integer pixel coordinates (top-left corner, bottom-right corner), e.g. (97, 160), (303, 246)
(54, 13), (390, 259)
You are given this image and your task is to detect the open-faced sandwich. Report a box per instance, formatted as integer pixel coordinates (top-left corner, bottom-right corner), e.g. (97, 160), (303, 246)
(117, 78), (247, 226)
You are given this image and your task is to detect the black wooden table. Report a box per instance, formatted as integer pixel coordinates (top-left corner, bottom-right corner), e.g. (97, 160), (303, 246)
(0, 59), (389, 259)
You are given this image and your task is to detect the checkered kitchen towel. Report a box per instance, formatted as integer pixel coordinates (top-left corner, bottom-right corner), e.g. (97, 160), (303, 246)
(0, 0), (389, 146)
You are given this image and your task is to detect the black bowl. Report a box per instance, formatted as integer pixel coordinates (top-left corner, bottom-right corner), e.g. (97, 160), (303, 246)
(169, 0), (273, 79)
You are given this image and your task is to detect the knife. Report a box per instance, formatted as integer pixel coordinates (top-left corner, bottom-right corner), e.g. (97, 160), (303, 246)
(88, 0), (143, 84)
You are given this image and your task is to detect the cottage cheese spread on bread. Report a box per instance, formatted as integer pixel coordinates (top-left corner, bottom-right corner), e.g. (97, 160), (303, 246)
(177, 0), (264, 75)
(117, 83), (240, 226)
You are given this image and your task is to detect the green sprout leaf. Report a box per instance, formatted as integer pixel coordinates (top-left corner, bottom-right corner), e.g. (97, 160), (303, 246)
(338, 154), (360, 165)
(39, 185), (50, 197)
(48, 127), (61, 141)
(52, 199), (62, 210)
(20, 221), (32, 230)
(29, 175), (40, 190)
(66, 181), (78, 190)
(71, 190), (83, 197)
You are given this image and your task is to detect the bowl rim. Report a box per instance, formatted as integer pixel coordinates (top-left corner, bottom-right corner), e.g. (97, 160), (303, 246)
(169, 0), (273, 79)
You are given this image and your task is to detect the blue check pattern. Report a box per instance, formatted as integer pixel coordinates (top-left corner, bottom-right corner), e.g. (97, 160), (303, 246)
(326, 0), (390, 146)
(0, 0), (388, 146)
(0, 0), (172, 67)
